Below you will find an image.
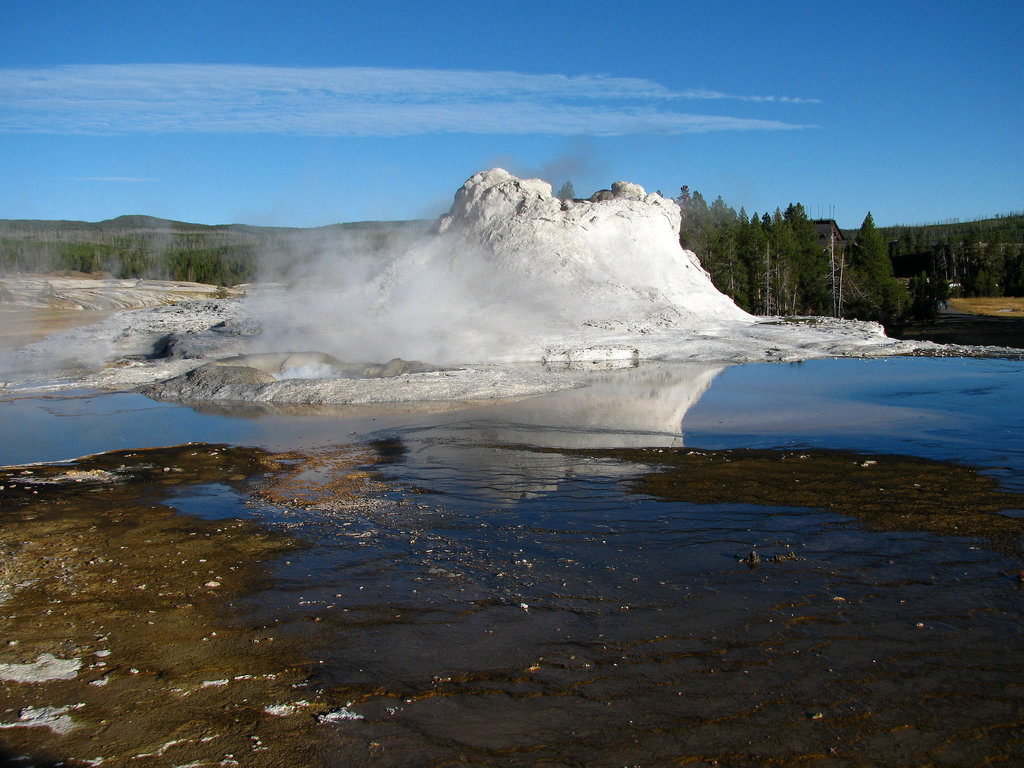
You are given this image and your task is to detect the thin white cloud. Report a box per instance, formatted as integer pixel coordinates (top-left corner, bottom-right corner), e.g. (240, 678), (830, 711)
(70, 176), (158, 182)
(0, 64), (818, 136)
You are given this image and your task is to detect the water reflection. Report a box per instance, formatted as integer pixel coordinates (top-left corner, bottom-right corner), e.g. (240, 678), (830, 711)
(360, 362), (725, 503)
(485, 361), (725, 447)
(0, 362), (725, 468)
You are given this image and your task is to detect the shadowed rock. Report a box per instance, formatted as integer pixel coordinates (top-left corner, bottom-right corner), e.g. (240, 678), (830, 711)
(140, 353), (446, 403)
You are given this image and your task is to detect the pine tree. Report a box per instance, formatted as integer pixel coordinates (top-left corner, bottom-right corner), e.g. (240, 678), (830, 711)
(847, 212), (905, 321)
(783, 203), (828, 315)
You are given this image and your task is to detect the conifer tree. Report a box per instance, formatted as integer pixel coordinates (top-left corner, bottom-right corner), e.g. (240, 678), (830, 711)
(847, 212), (905, 321)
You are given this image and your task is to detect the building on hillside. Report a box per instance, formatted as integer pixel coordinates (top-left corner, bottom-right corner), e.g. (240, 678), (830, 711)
(814, 220), (845, 251)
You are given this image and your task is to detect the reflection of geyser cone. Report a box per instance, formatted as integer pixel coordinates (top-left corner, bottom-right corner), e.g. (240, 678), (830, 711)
(398, 363), (726, 504)
(493, 362), (726, 448)
(449, 362), (726, 456)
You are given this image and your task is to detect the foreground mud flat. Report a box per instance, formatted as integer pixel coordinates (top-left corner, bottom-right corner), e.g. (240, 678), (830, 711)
(0, 443), (388, 767)
(2, 435), (1024, 766)
(292, 443), (1024, 767)
(0, 338), (1021, 765)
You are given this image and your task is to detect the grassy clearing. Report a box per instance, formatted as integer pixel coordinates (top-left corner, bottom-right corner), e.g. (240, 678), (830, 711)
(949, 297), (1024, 316)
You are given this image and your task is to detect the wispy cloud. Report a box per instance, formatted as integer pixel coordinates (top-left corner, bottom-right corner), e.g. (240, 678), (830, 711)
(0, 64), (818, 137)
(70, 176), (158, 182)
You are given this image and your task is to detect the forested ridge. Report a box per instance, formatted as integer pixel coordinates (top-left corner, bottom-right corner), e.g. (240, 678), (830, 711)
(0, 215), (428, 286)
(4, 199), (1022, 324)
(881, 214), (1024, 300)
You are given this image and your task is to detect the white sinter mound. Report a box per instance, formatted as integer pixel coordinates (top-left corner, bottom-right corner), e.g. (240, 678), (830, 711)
(438, 169), (748, 327)
(339, 168), (753, 364)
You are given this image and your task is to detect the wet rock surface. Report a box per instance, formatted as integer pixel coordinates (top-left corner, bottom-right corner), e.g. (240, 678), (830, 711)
(2, 393), (1024, 766)
(547, 445), (1024, 558)
(0, 444), (386, 767)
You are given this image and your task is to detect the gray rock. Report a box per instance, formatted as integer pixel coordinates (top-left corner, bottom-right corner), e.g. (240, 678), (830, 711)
(611, 180), (646, 199)
(213, 351), (344, 375)
(142, 364), (275, 401)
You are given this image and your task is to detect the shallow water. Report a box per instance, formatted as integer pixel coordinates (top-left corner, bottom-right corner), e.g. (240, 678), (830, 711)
(2, 356), (1024, 766)
(682, 357), (1024, 481)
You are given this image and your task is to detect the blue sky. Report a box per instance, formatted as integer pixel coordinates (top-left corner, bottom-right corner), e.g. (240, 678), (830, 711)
(1, 1), (1021, 228)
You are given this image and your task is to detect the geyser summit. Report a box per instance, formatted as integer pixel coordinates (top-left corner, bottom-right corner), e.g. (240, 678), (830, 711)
(436, 168), (751, 328)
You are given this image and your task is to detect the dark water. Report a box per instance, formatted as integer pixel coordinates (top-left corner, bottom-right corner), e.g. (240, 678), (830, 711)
(2, 357), (1023, 766)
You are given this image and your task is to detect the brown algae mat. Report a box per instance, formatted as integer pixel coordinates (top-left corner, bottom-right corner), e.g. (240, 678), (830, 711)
(4, 439), (1024, 766)
(542, 446), (1024, 560)
(0, 443), (380, 767)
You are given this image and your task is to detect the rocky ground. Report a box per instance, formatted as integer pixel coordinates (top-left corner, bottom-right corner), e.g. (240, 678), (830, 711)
(0, 442), (390, 767)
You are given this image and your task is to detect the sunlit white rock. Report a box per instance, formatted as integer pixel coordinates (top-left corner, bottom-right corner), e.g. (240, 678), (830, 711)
(0, 653), (82, 683)
(436, 168), (749, 328)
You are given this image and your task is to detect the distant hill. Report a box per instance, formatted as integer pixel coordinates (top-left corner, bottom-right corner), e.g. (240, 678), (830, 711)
(878, 213), (1024, 280)
(879, 212), (1024, 243)
(0, 214), (430, 239)
(0, 216), (432, 286)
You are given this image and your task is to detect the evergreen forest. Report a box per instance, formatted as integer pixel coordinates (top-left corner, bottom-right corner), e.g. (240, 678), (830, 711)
(675, 186), (1024, 324)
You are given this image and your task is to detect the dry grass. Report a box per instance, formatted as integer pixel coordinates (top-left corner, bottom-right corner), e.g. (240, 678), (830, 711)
(949, 297), (1024, 317)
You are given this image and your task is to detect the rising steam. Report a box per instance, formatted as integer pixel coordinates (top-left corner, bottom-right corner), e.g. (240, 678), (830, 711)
(244, 169), (748, 365)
